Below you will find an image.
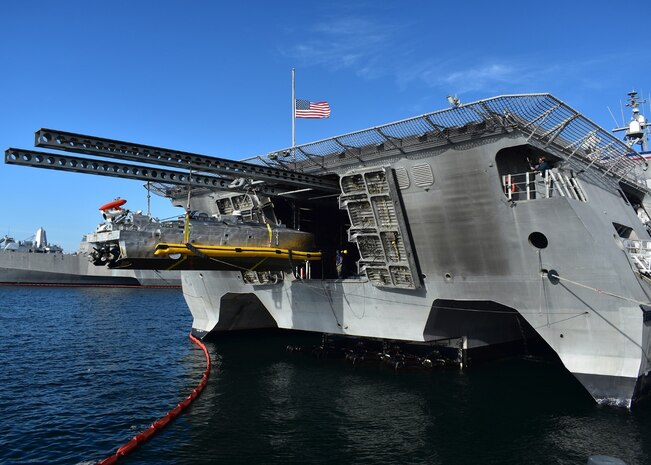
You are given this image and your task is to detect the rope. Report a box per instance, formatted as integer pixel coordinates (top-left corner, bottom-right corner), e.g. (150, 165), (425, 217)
(96, 333), (211, 465)
(549, 272), (651, 364)
(165, 255), (188, 271)
(533, 312), (589, 330)
(151, 269), (181, 288)
(548, 272), (649, 306)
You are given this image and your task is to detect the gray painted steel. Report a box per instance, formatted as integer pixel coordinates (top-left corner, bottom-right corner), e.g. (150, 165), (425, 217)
(0, 250), (180, 287)
(183, 130), (651, 405)
(4, 94), (651, 405)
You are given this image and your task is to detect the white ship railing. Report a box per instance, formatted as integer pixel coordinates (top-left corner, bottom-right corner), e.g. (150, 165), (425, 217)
(623, 239), (651, 275)
(502, 170), (588, 201)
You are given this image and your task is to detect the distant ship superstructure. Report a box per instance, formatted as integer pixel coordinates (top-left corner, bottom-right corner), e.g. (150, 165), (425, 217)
(1, 227), (63, 254)
(6, 93), (651, 406)
(0, 221), (180, 287)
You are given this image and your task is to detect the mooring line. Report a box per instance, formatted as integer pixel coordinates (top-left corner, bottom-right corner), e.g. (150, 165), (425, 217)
(549, 271), (649, 306)
(96, 333), (211, 465)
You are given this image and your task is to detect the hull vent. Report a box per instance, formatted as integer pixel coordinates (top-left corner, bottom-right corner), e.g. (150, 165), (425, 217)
(394, 167), (410, 189)
(412, 163), (434, 188)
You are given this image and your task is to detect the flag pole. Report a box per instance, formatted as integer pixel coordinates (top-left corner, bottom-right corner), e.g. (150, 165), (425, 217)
(291, 67), (296, 163)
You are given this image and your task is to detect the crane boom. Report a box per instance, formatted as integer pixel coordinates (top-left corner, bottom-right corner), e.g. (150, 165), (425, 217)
(5, 148), (290, 197)
(33, 128), (339, 193)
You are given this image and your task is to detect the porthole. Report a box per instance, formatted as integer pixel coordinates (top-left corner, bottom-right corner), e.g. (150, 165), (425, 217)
(528, 232), (548, 249)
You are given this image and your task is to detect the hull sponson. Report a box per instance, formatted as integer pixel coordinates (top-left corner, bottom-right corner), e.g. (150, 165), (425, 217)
(182, 133), (651, 404)
(573, 372), (639, 406)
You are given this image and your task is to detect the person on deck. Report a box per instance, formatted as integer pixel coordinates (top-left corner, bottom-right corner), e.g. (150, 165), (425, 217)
(336, 250), (347, 279)
(530, 156), (550, 174)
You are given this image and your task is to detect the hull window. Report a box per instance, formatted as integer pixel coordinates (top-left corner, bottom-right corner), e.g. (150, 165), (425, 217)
(528, 232), (548, 249)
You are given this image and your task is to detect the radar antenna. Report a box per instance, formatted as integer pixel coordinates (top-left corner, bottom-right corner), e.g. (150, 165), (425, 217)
(446, 95), (462, 107)
(613, 90), (650, 152)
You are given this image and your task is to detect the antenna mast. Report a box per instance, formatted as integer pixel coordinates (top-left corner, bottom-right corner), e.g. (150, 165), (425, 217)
(612, 90), (649, 152)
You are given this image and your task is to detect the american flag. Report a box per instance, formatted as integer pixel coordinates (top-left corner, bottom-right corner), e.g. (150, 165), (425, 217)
(295, 99), (331, 119)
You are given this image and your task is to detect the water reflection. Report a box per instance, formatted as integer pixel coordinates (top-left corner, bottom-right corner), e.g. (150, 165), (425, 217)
(172, 334), (651, 465)
(5, 287), (647, 465)
(334, 375), (437, 463)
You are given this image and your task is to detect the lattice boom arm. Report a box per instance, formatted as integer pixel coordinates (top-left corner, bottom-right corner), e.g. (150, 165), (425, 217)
(4, 148), (286, 197)
(34, 128), (340, 193)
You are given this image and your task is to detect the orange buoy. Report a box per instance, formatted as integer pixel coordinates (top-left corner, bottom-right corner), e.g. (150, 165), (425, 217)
(99, 198), (127, 211)
(137, 426), (157, 443)
(97, 455), (119, 465)
(168, 405), (183, 418)
(116, 437), (139, 456)
(152, 416), (171, 429)
(96, 333), (211, 464)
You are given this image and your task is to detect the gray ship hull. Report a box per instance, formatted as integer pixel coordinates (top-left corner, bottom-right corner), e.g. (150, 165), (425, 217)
(0, 251), (180, 287)
(178, 102), (651, 406)
(6, 94), (651, 406)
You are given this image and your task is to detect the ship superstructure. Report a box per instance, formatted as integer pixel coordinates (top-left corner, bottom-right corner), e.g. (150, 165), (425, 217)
(6, 93), (651, 405)
(1, 227), (63, 254)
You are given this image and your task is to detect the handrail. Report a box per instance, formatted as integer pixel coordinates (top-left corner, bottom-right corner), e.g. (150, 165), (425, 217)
(502, 170), (587, 202)
(250, 94), (647, 189)
(623, 239), (651, 275)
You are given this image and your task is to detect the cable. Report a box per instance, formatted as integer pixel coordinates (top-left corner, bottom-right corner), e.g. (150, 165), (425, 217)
(548, 271), (649, 306)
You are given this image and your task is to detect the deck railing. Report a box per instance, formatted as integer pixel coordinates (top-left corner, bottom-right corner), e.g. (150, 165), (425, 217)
(623, 239), (651, 275)
(244, 94), (648, 191)
(502, 170), (587, 202)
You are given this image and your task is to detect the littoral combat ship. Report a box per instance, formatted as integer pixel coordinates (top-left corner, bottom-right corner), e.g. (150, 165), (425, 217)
(6, 94), (651, 406)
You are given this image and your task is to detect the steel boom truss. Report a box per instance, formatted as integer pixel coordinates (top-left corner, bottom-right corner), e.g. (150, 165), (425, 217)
(5, 128), (340, 195)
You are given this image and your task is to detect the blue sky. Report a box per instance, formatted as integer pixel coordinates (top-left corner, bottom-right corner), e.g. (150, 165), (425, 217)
(1, 0), (649, 251)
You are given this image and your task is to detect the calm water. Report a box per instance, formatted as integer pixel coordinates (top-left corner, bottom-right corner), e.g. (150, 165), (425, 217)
(1, 287), (650, 465)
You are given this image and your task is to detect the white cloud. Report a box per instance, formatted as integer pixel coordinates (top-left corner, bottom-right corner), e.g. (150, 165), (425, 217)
(281, 15), (637, 102)
(281, 17), (393, 75)
(435, 63), (520, 94)
(282, 16), (530, 96)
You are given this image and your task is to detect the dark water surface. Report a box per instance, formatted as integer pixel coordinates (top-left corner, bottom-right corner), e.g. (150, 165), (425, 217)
(1, 287), (650, 465)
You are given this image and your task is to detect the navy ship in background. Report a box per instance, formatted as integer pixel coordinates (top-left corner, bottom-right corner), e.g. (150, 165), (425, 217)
(0, 202), (181, 287)
(5, 92), (651, 407)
